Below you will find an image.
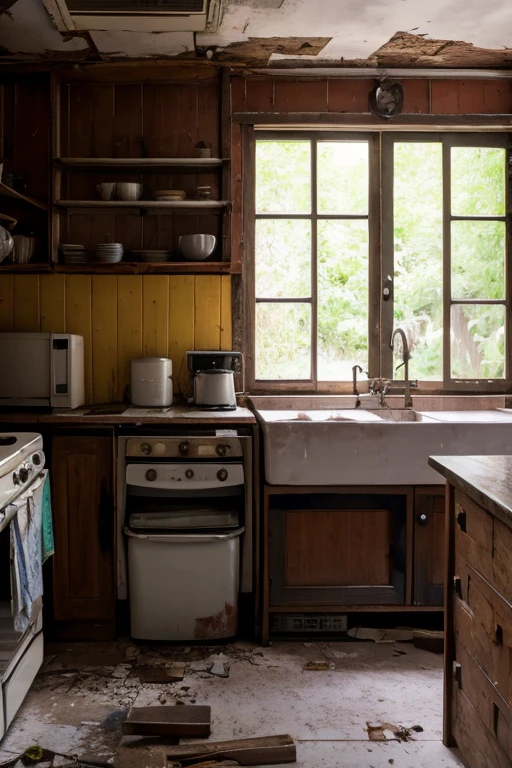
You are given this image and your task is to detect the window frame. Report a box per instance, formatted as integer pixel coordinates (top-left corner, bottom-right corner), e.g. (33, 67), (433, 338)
(245, 128), (511, 394)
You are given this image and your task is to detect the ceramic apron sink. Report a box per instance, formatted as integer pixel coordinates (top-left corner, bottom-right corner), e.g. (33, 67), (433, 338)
(252, 405), (512, 486)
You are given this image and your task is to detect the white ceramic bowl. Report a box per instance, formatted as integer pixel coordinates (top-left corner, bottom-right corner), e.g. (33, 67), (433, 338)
(179, 234), (216, 261)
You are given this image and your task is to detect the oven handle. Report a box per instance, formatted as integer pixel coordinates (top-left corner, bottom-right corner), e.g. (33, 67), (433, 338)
(124, 526), (244, 543)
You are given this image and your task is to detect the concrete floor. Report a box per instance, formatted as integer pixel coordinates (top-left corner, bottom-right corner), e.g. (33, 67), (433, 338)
(0, 640), (463, 768)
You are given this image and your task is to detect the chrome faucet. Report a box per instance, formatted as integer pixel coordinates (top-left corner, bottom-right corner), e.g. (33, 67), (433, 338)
(352, 364), (363, 396)
(391, 328), (413, 408)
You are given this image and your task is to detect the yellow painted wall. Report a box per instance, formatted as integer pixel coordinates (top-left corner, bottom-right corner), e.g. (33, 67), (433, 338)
(0, 274), (232, 405)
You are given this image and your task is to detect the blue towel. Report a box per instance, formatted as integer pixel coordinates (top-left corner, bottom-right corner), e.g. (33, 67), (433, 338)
(42, 473), (54, 563)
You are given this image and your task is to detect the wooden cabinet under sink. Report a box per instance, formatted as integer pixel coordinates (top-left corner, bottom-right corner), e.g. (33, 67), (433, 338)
(263, 483), (445, 642)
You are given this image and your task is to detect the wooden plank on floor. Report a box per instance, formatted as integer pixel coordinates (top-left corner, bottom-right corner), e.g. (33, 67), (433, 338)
(122, 705), (211, 737)
(166, 734), (296, 766)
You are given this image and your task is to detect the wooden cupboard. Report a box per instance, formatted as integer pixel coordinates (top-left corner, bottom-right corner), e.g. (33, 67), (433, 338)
(413, 486), (445, 606)
(50, 432), (116, 639)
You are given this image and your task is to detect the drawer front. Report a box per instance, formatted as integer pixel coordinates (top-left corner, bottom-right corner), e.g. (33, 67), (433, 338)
(453, 640), (512, 762)
(452, 686), (512, 768)
(454, 562), (512, 709)
(454, 490), (493, 584)
(493, 517), (512, 605)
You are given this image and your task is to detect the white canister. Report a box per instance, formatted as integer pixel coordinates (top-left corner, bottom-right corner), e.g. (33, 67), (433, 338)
(131, 357), (173, 407)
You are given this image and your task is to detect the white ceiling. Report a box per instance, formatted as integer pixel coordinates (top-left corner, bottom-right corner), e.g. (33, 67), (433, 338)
(0, 0), (510, 61)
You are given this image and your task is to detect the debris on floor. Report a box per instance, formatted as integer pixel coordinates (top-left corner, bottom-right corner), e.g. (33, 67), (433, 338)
(303, 660), (335, 671)
(166, 734), (296, 766)
(122, 705), (211, 738)
(413, 629), (444, 654)
(207, 654), (230, 678)
(134, 663), (186, 684)
(348, 627), (414, 643)
(366, 722), (424, 742)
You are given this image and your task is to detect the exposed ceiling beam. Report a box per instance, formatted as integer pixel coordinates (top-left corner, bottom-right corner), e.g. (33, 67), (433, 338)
(40, 0), (75, 32)
(251, 67), (512, 79)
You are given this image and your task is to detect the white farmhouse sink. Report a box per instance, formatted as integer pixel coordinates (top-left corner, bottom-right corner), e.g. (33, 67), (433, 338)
(250, 400), (512, 486)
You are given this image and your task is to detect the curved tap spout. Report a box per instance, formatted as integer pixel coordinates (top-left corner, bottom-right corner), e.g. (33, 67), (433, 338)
(352, 364), (364, 396)
(391, 328), (413, 408)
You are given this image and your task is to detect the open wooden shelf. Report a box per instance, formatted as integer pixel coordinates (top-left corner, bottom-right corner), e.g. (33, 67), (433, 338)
(0, 262), (52, 273)
(54, 261), (231, 274)
(56, 157), (226, 171)
(56, 199), (229, 211)
(0, 182), (49, 212)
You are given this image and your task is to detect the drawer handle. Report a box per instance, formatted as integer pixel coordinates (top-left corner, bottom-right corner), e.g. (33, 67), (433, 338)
(493, 623), (503, 646)
(454, 662), (462, 689)
(456, 509), (467, 532)
(453, 576), (463, 598)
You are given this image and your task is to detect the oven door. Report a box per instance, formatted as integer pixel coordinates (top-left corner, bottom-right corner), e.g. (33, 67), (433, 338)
(125, 462), (244, 531)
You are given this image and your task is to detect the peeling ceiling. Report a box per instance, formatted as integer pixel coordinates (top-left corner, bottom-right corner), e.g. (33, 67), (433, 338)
(0, 0), (511, 66)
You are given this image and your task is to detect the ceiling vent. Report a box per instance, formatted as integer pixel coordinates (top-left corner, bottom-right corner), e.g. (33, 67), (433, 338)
(45, 0), (224, 33)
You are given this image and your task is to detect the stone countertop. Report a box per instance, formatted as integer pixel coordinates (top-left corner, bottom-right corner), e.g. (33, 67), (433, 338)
(0, 404), (256, 425)
(428, 455), (512, 530)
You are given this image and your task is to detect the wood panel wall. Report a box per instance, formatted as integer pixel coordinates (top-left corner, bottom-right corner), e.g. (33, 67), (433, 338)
(59, 76), (223, 254)
(230, 77), (512, 114)
(0, 273), (232, 404)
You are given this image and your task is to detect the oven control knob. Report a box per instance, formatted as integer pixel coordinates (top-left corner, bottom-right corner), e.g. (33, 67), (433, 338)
(12, 472), (20, 485)
(19, 467), (29, 483)
(178, 440), (191, 456)
(140, 443), (152, 456)
(145, 469), (157, 482)
(185, 469), (194, 479)
(217, 468), (228, 482)
(32, 453), (41, 466)
(216, 444), (228, 457)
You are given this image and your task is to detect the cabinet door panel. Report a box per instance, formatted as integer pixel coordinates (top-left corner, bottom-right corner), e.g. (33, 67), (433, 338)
(414, 488), (445, 605)
(285, 510), (390, 587)
(52, 435), (114, 622)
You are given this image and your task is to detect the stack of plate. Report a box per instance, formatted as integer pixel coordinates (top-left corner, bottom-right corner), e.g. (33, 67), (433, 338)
(94, 243), (124, 263)
(60, 244), (88, 264)
(154, 189), (186, 202)
(131, 249), (171, 262)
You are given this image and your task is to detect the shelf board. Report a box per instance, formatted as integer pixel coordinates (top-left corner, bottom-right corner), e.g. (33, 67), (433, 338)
(54, 261), (231, 275)
(0, 262), (52, 273)
(55, 157), (225, 171)
(56, 199), (229, 210)
(0, 183), (49, 212)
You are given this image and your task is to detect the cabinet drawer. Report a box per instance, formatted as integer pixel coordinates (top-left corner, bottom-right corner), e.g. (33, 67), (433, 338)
(453, 640), (512, 762)
(493, 517), (512, 605)
(453, 561), (512, 706)
(452, 686), (512, 768)
(454, 490), (493, 583)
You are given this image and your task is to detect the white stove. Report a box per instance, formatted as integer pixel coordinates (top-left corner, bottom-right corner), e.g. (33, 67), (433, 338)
(0, 432), (46, 742)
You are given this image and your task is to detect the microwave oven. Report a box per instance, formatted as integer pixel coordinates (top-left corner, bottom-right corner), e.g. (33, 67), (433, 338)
(0, 333), (85, 409)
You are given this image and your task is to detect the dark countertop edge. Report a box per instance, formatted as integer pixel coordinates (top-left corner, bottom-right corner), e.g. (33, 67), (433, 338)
(428, 455), (512, 531)
(0, 413), (257, 425)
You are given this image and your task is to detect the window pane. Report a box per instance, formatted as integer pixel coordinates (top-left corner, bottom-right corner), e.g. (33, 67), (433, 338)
(451, 147), (505, 216)
(393, 142), (443, 381)
(451, 220), (505, 300)
(317, 142), (368, 215)
(256, 141), (310, 214)
(255, 303), (311, 380)
(256, 219), (311, 298)
(451, 304), (505, 379)
(317, 220), (368, 380)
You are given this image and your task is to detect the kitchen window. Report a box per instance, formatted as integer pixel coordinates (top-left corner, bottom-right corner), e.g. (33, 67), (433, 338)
(247, 130), (510, 393)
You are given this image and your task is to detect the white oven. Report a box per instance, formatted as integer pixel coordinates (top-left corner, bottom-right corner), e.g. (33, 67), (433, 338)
(0, 434), (46, 742)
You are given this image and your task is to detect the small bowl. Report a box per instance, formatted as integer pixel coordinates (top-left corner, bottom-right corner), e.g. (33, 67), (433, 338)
(179, 234), (216, 261)
(154, 189), (186, 201)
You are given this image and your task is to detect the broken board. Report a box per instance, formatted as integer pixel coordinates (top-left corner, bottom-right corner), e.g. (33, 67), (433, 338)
(122, 705), (211, 737)
(134, 664), (186, 683)
(166, 734), (296, 766)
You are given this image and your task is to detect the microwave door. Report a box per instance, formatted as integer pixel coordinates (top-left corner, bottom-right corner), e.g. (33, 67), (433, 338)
(0, 333), (51, 406)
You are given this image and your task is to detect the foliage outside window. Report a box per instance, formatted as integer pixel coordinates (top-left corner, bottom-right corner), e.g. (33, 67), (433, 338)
(251, 131), (510, 392)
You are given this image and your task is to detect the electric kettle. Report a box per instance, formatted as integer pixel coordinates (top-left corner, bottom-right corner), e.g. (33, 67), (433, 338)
(187, 351), (242, 410)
